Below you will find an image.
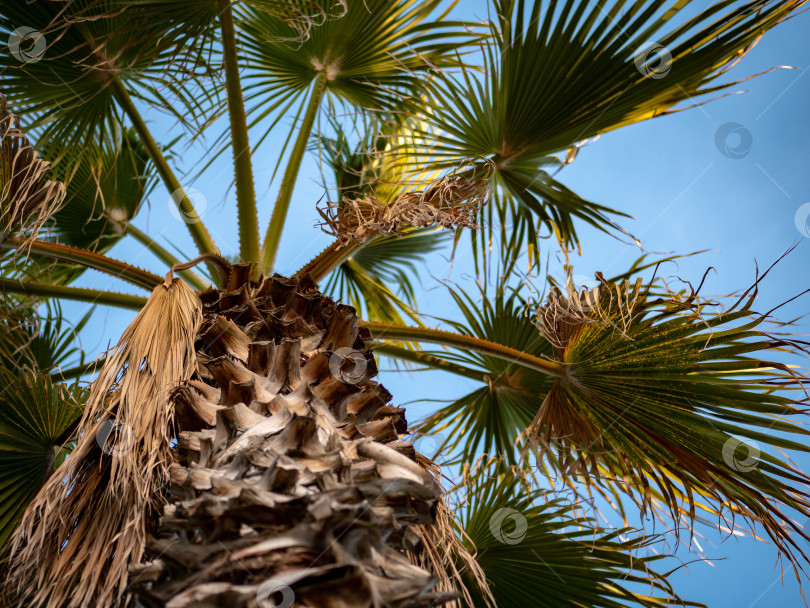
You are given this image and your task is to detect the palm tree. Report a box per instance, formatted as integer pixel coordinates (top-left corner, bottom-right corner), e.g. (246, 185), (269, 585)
(1, 0), (809, 606)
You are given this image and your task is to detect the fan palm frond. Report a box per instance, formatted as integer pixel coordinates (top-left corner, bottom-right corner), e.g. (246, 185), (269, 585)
(454, 457), (701, 608)
(414, 0), (805, 255)
(525, 268), (810, 568)
(237, 0), (481, 151)
(0, 368), (86, 549)
(0, 0), (218, 180)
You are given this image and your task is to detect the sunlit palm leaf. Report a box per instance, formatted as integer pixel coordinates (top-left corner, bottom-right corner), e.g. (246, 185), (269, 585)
(454, 458), (701, 608)
(415, 0), (804, 254)
(317, 115), (451, 324)
(0, 368), (85, 548)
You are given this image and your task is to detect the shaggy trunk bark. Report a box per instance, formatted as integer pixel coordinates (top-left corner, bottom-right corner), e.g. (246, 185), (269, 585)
(127, 266), (468, 607)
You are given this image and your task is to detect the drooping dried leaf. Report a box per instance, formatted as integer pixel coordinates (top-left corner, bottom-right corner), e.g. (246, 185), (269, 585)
(0, 97), (66, 246)
(4, 277), (201, 608)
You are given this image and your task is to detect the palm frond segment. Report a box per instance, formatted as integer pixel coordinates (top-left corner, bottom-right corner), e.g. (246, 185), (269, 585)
(418, 0), (805, 251)
(0, 368), (85, 549)
(454, 458), (702, 608)
(529, 272), (810, 567)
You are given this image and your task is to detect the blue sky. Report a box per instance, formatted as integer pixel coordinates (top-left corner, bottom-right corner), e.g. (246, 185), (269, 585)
(53, 2), (810, 606)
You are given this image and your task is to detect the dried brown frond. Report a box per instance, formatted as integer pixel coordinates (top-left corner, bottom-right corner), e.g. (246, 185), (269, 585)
(534, 273), (647, 354)
(0, 97), (66, 246)
(4, 278), (201, 608)
(318, 168), (491, 246)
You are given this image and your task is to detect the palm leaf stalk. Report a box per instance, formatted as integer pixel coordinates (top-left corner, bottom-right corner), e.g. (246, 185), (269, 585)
(364, 320), (566, 378)
(217, 0), (261, 264)
(0, 237), (162, 290)
(0, 278), (147, 311)
(108, 78), (219, 260)
(296, 236), (356, 281)
(261, 72), (327, 272)
(124, 224), (209, 290)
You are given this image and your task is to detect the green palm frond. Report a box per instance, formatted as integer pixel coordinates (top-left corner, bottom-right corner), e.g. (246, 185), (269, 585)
(454, 458), (701, 608)
(237, 0), (480, 151)
(527, 269), (810, 567)
(414, 0), (804, 255)
(0, 368), (86, 548)
(0, 0), (217, 180)
(0, 297), (91, 373)
(412, 282), (555, 463)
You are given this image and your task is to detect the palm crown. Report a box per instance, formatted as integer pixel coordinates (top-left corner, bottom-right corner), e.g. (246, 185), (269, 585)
(0, 1), (809, 607)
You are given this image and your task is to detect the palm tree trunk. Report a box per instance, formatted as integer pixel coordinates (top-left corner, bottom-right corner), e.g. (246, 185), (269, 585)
(127, 267), (477, 607)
